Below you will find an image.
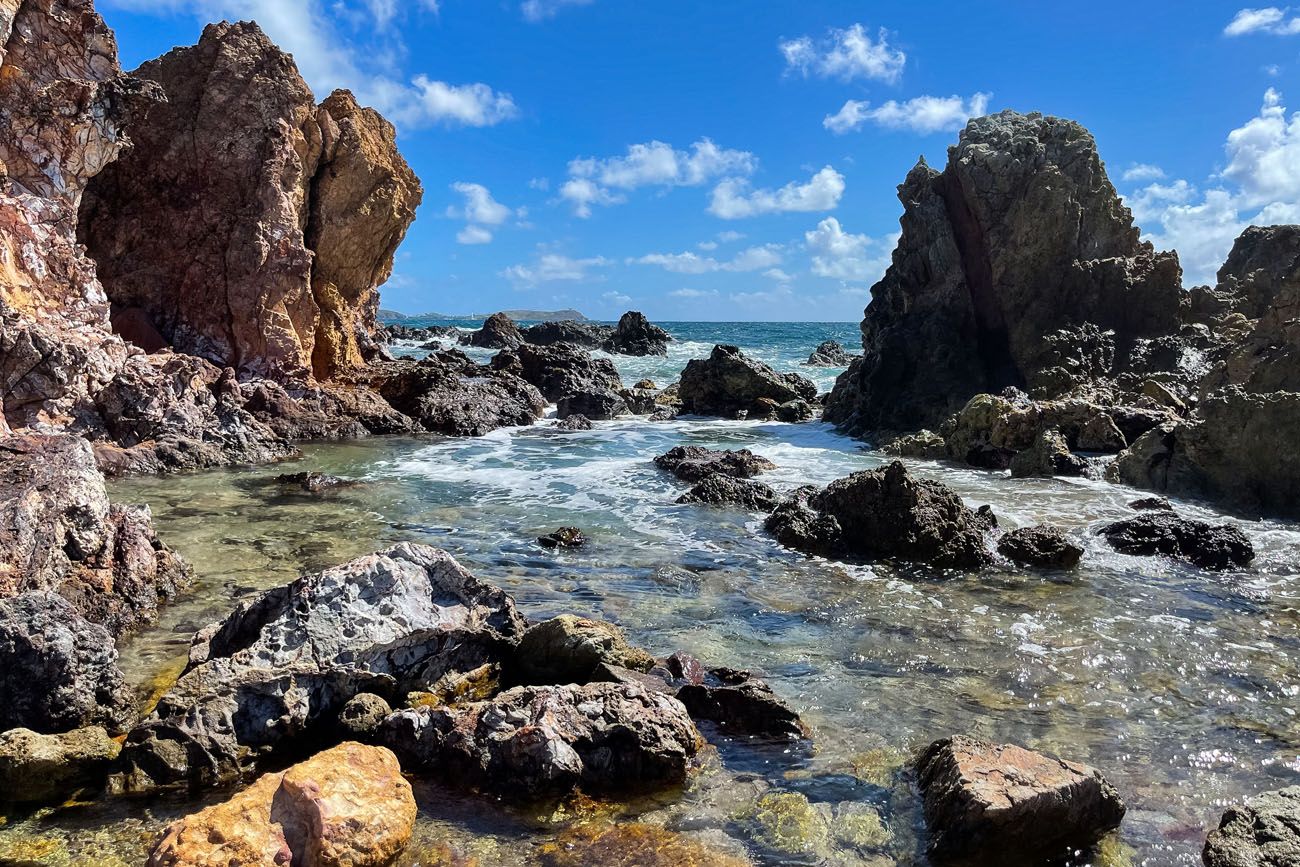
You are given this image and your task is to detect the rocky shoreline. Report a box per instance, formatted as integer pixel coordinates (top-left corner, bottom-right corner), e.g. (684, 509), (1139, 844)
(1, 1), (1298, 865)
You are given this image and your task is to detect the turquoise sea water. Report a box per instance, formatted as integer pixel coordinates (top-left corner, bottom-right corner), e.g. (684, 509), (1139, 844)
(3, 321), (1298, 866)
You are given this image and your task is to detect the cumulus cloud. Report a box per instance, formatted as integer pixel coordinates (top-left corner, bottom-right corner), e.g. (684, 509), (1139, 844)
(1126, 88), (1300, 285)
(1224, 6), (1300, 35)
(447, 183), (515, 245)
(804, 217), (895, 283)
(824, 93), (990, 135)
(103, 0), (516, 129)
(501, 253), (609, 285)
(780, 24), (906, 83)
(708, 167), (845, 219)
(629, 244), (783, 274)
(669, 288), (720, 299)
(1122, 163), (1167, 182)
(561, 139), (756, 217)
(521, 0), (594, 21)
(456, 225), (494, 245)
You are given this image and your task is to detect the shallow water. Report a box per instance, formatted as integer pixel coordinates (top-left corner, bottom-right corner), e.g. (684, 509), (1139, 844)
(3, 322), (1299, 866)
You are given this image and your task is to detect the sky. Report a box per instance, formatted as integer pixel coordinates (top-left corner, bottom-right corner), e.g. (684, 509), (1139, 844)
(100, 1), (1300, 321)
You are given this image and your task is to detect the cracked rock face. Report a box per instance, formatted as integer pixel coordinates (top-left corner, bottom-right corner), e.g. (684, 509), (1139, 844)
(79, 21), (422, 382)
(1203, 786), (1300, 867)
(111, 543), (527, 792)
(825, 111), (1183, 436)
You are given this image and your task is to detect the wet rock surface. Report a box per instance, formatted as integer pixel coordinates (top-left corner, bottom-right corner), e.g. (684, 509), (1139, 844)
(679, 345), (817, 418)
(676, 474), (780, 511)
(917, 735), (1126, 865)
(378, 681), (702, 798)
(1203, 786), (1300, 867)
(654, 445), (777, 482)
(0, 726), (121, 806)
(1097, 511), (1254, 571)
(467, 312), (524, 350)
(369, 354), (545, 436)
(538, 527), (587, 548)
(555, 414), (593, 431)
(673, 665), (807, 740)
(1008, 428), (1088, 479)
(766, 461), (995, 568)
(605, 311), (671, 356)
(274, 471), (356, 494)
(997, 524), (1083, 569)
(112, 543), (527, 791)
(805, 340), (855, 366)
(511, 614), (654, 686)
(146, 742), (416, 867)
(508, 342), (625, 405)
(519, 319), (615, 349)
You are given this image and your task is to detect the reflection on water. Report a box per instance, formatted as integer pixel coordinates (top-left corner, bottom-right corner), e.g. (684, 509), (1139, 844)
(3, 325), (1299, 865)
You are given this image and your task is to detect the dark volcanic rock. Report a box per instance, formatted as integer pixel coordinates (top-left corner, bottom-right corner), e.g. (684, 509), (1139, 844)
(520, 320), (614, 349)
(766, 462), (995, 569)
(676, 474), (780, 511)
(378, 682), (701, 799)
(0, 592), (134, 734)
(1129, 496), (1174, 511)
(274, 471), (355, 494)
(555, 414), (593, 431)
(1203, 786), (1300, 867)
(538, 527), (587, 549)
(678, 345), (817, 418)
(805, 340), (855, 366)
(510, 343), (625, 404)
(1008, 428), (1088, 479)
(997, 525), (1083, 569)
(468, 312), (524, 349)
(111, 543), (527, 792)
(1097, 511), (1254, 570)
(674, 667), (806, 740)
(653, 445), (777, 483)
(557, 390), (628, 420)
(603, 311), (670, 356)
(824, 111), (1183, 436)
(917, 736), (1126, 865)
(370, 355), (545, 436)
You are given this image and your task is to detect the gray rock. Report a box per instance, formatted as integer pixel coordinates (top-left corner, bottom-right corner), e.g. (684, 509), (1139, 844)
(672, 665), (807, 740)
(0, 726), (121, 805)
(603, 311), (669, 356)
(882, 430), (948, 460)
(519, 320), (614, 349)
(1097, 511), (1254, 571)
(653, 445), (776, 483)
(1203, 786), (1300, 867)
(274, 471), (355, 493)
(467, 312), (523, 349)
(676, 474), (780, 511)
(337, 693), (393, 737)
(1008, 428), (1088, 479)
(370, 354), (545, 436)
(679, 345), (817, 418)
(511, 615), (654, 686)
(776, 399), (814, 422)
(557, 390), (628, 420)
(555, 414), (593, 431)
(805, 340), (855, 366)
(997, 525), (1083, 569)
(509, 343), (625, 404)
(538, 527), (586, 548)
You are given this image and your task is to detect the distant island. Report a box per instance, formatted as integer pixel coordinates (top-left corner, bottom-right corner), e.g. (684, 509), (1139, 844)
(378, 308), (588, 323)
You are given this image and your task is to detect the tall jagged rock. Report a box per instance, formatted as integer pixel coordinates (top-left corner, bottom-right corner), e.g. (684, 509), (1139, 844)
(825, 111), (1183, 435)
(79, 21), (422, 382)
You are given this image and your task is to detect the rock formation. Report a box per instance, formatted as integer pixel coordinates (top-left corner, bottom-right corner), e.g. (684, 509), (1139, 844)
(467, 312), (524, 349)
(1096, 511), (1254, 571)
(0, 725), (121, 805)
(805, 340), (855, 366)
(1203, 786), (1300, 867)
(997, 524), (1083, 569)
(605, 311), (670, 356)
(676, 474), (780, 511)
(79, 21), (422, 382)
(825, 111), (1184, 435)
(654, 445), (777, 482)
(679, 345), (817, 418)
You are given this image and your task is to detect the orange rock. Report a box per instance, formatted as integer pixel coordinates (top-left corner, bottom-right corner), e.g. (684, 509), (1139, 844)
(148, 742), (416, 867)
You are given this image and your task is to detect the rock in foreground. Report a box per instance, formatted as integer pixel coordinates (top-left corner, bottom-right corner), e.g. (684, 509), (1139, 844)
(916, 736), (1126, 865)
(676, 474), (780, 511)
(0, 726), (120, 805)
(997, 525), (1083, 569)
(1203, 786), (1300, 867)
(147, 742), (415, 867)
(679, 345), (816, 418)
(653, 445), (776, 482)
(1097, 511), (1254, 571)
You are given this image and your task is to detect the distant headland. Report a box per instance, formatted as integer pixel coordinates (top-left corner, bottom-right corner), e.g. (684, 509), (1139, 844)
(378, 308), (588, 323)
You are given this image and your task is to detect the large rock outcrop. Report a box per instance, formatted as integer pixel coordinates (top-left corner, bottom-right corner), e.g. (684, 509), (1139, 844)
(79, 20), (422, 382)
(1203, 786), (1300, 867)
(679, 345), (817, 418)
(824, 111), (1183, 435)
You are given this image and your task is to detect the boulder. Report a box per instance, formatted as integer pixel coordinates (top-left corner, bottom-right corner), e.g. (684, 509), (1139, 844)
(146, 742), (415, 867)
(0, 726), (120, 805)
(1203, 786), (1300, 867)
(275, 471), (356, 494)
(997, 525), (1083, 569)
(776, 399), (815, 422)
(538, 527), (587, 549)
(555, 414), (593, 431)
(0, 434), (189, 635)
(916, 736), (1126, 864)
(603, 311), (669, 356)
(557, 390), (629, 420)
(370, 354), (545, 436)
(1008, 428), (1088, 479)
(882, 430), (948, 459)
(467, 312), (523, 349)
(378, 682), (701, 799)
(511, 615), (654, 686)
(112, 543), (527, 792)
(79, 21), (422, 381)
(1096, 511), (1254, 570)
(0, 591), (133, 733)
(619, 386), (659, 415)
(1129, 496), (1173, 511)
(1077, 413), (1127, 452)
(824, 111), (1183, 436)
(805, 340), (855, 366)
(519, 319), (615, 349)
(678, 345), (817, 418)
(509, 343), (625, 403)
(765, 462), (995, 569)
(674, 666), (806, 740)
(676, 474), (780, 511)
(337, 693), (392, 738)
(653, 445), (776, 482)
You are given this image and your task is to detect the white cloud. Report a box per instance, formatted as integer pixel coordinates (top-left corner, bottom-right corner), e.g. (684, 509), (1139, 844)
(521, 0), (594, 21)
(529, 177), (551, 191)
(764, 268), (793, 282)
(1122, 163), (1167, 182)
(448, 182), (512, 225)
(804, 217), (895, 283)
(501, 253), (609, 286)
(824, 93), (990, 135)
(669, 288), (719, 299)
(780, 24), (906, 83)
(561, 139), (756, 217)
(102, 0), (516, 129)
(709, 166), (845, 219)
(716, 230), (745, 243)
(602, 290), (631, 305)
(456, 225), (493, 245)
(1224, 6), (1300, 35)
(697, 240), (719, 251)
(630, 244), (783, 274)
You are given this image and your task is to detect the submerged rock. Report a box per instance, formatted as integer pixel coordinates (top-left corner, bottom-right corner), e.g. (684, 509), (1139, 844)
(916, 736), (1126, 865)
(604, 311), (670, 356)
(676, 474), (780, 511)
(805, 340), (855, 366)
(146, 742), (415, 867)
(379, 682), (701, 799)
(653, 445), (777, 482)
(0, 726), (121, 805)
(112, 543), (527, 792)
(1097, 511), (1254, 570)
(997, 525), (1083, 569)
(538, 527), (587, 549)
(765, 462), (995, 569)
(536, 822), (750, 867)
(675, 666), (807, 740)
(467, 312), (523, 349)
(1203, 786), (1300, 867)
(274, 471), (355, 494)
(511, 615), (654, 686)
(678, 345), (817, 418)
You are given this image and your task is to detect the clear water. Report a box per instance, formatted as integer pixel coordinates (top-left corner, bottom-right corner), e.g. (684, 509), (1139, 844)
(3, 321), (1298, 867)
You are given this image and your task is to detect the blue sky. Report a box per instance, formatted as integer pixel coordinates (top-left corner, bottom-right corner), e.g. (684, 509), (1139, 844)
(101, 1), (1300, 321)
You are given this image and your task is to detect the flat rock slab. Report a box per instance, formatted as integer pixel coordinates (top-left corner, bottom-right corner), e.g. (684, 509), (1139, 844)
(916, 736), (1125, 865)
